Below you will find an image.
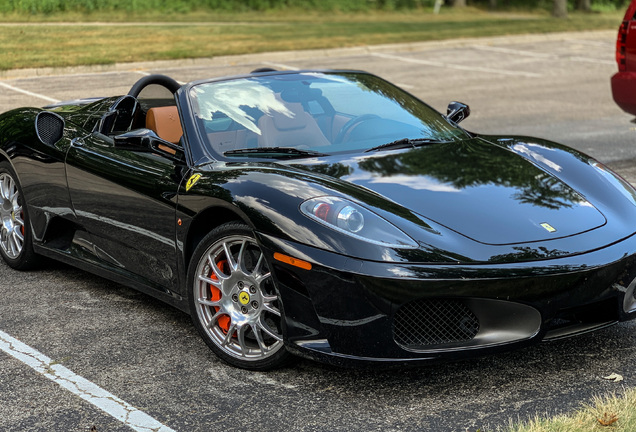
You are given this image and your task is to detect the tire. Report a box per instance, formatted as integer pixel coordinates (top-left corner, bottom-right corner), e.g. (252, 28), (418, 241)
(188, 222), (293, 370)
(0, 161), (39, 270)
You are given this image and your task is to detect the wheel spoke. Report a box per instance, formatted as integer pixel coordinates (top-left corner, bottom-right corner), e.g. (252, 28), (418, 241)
(236, 325), (248, 357)
(13, 229), (24, 243)
(206, 310), (225, 330)
(252, 252), (265, 276)
(251, 323), (268, 353)
(262, 304), (281, 317)
(0, 176), (9, 201)
(222, 323), (237, 347)
(262, 293), (278, 303)
(8, 234), (19, 256)
(197, 297), (220, 307)
(255, 272), (271, 285)
(198, 274), (221, 288)
(223, 241), (238, 272)
(8, 185), (17, 203)
(207, 254), (228, 282)
(236, 239), (247, 272)
(257, 317), (283, 342)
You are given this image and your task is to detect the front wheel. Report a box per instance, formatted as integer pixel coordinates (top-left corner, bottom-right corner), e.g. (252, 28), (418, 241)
(0, 161), (38, 270)
(188, 222), (292, 370)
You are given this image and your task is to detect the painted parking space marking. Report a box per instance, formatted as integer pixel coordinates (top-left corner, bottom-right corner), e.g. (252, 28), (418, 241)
(0, 82), (60, 104)
(260, 63), (414, 88)
(0, 330), (175, 432)
(472, 45), (614, 65)
(134, 70), (186, 85)
(567, 56), (614, 65)
(261, 61), (300, 71)
(472, 45), (554, 59)
(371, 52), (542, 78)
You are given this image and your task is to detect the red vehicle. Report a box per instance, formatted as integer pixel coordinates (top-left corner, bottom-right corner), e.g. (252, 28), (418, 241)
(612, 0), (636, 116)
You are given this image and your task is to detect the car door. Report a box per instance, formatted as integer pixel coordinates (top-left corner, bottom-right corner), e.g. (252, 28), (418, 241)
(64, 127), (186, 294)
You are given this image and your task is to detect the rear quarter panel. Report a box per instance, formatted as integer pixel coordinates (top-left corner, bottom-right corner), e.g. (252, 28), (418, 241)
(0, 108), (76, 241)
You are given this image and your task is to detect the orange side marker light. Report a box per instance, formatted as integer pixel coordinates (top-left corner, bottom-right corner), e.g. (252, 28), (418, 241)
(273, 252), (312, 270)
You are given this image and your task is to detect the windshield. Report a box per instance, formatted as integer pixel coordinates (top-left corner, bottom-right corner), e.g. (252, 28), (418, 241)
(188, 71), (468, 159)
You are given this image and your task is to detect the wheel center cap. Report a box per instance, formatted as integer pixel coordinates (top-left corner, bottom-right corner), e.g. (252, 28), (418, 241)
(238, 291), (250, 305)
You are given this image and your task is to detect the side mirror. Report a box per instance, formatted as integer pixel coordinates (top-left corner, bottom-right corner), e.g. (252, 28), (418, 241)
(113, 128), (155, 150)
(97, 111), (117, 135)
(446, 101), (470, 124)
(113, 129), (183, 161)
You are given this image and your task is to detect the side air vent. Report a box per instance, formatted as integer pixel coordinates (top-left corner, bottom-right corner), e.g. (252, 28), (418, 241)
(35, 112), (65, 146)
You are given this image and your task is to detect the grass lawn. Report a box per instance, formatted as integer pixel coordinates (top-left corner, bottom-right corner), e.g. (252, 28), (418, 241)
(0, 7), (624, 70)
(505, 387), (636, 432)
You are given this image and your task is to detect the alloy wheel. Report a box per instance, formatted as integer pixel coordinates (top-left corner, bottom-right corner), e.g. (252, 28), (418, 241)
(193, 234), (284, 361)
(0, 172), (25, 259)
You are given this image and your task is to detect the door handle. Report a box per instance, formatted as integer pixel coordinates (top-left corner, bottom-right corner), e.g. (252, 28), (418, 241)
(70, 137), (84, 147)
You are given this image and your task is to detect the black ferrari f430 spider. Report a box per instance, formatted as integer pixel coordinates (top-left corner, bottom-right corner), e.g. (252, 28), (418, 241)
(1, 69), (636, 370)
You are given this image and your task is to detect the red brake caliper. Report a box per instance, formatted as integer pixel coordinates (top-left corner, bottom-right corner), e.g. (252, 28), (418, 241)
(209, 259), (231, 333)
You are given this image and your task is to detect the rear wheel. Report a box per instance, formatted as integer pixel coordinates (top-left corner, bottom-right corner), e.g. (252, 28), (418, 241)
(188, 222), (292, 370)
(0, 162), (38, 270)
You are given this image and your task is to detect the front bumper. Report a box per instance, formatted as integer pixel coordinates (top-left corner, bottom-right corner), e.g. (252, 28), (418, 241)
(259, 232), (636, 367)
(612, 71), (636, 116)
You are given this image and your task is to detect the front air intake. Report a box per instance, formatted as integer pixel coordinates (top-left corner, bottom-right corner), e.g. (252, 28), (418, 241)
(393, 299), (480, 349)
(35, 112), (65, 146)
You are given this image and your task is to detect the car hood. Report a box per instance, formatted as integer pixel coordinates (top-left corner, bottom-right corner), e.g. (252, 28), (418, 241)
(291, 137), (606, 246)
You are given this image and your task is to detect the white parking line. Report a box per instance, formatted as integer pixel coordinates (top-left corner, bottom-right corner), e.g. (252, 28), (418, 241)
(260, 63), (414, 88)
(472, 45), (614, 65)
(568, 56), (615, 65)
(0, 330), (175, 432)
(0, 82), (60, 104)
(134, 70), (186, 85)
(371, 52), (542, 78)
(472, 45), (554, 59)
(261, 61), (300, 71)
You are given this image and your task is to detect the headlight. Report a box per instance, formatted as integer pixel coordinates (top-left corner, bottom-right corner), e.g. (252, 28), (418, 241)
(591, 161), (636, 206)
(300, 196), (418, 248)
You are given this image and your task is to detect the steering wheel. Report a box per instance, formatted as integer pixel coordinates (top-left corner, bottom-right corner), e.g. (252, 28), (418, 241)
(333, 114), (380, 144)
(127, 74), (181, 98)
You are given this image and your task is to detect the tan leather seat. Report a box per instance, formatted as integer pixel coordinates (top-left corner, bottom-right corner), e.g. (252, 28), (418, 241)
(257, 102), (329, 148)
(146, 106), (183, 144)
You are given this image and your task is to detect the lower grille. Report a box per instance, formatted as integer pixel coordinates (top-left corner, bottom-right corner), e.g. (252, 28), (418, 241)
(393, 299), (480, 349)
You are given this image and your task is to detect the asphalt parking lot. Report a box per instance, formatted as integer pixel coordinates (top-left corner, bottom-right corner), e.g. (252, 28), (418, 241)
(1, 29), (636, 432)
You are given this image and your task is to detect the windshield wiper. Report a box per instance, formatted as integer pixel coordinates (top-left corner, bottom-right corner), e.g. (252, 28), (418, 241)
(224, 147), (327, 159)
(364, 138), (449, 153)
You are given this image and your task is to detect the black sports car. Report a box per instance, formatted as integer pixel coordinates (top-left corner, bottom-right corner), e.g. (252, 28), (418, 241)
(1, 69), (636, 370)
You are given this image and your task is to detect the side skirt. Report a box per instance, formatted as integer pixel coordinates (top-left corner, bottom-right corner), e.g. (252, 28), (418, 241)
(33, 243), (189, 314)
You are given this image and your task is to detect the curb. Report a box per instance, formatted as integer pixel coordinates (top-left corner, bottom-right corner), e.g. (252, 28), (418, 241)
(0, 29), (615, 80)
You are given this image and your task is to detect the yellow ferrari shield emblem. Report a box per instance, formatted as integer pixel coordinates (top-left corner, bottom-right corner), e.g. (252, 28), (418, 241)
(239, 292), (250, 305)
(540, 223), (556, 233)
(185, 174), (201, 191)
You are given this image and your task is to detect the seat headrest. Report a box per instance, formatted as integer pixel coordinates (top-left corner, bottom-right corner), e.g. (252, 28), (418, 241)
(146, 106), (183, 144)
